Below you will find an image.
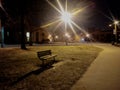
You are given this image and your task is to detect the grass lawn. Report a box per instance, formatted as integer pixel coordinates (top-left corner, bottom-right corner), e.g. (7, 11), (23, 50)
(0, 45), (102, 90)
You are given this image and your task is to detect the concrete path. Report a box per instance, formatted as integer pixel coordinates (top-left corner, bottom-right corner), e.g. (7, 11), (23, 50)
(71, 44), (120, 90)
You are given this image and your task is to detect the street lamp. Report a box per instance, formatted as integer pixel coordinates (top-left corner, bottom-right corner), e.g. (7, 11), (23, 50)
(61, 12), (72, 23)
(109, 20), (119, 45)
(113, 20), (119, 44)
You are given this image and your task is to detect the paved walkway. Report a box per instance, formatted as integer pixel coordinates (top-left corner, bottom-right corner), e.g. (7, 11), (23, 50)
(71, 44), (120, 90)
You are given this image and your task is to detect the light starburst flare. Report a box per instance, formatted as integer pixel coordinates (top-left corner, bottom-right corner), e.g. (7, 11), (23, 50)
(42, 0), (92, 36)
(61, 11), (72, 23)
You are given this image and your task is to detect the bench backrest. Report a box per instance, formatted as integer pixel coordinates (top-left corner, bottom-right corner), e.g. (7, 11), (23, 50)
(37, 50), (52, 58)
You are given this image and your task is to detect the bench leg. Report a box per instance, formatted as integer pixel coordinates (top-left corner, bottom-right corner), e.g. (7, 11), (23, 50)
(42, 60), (45, 67)
(53, 57), (56, 62)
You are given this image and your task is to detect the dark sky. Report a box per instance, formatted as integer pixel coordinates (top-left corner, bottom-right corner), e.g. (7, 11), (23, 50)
(1, 0), (120, 29)
(93, 0), (120, 18)
(85, 0), (120, 29)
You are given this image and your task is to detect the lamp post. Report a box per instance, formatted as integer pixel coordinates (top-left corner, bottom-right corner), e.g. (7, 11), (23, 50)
(109, 20), (119, 45)
(113, 20), (119, 44)
(65, 33), (70, 45)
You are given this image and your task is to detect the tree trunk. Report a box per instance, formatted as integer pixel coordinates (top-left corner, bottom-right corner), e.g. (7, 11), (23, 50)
(20, 2), (26, 50)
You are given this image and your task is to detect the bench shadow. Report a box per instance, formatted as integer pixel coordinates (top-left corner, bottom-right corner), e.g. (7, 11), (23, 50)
(11, 65), (53, 86)
(114, 44), (120, 47)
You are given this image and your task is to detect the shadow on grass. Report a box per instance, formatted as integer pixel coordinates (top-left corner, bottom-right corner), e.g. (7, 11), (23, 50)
(10, 60), (60, 86)
(11, 65), (53, 86)
(114, 44), (120, 47)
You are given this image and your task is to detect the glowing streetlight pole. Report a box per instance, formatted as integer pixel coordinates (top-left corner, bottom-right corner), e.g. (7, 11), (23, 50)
(113, 20), (119, 44)
(65, 33), (70, 45)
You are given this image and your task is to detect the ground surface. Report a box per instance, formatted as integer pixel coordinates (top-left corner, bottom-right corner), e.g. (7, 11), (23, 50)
(71, 44), (120, 90)
(0, 45), (102, 90)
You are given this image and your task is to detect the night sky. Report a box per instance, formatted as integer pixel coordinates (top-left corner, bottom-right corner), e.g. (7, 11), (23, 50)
(93, 0), (120, 29)
(1, 0), (120, 29)
(93, 0), (120, 19)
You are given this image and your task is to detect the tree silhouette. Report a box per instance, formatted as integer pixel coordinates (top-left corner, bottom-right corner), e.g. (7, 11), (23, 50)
(20, 1), (26, 49)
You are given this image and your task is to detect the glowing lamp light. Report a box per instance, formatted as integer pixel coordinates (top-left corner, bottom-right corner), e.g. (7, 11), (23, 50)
(86, 34), (90, 38)
(114, 20), (119, 25)
(109, 24), (112, 27)
(48, 34), (51, 38)
(65, 33), (70, 38)
(61, 12), (72, 23)
(26, 32), (30, 42)
(48, 34), (53, 42)
(81, 38), (85, 41)
(26, 32), (30, 38)
(55, 35), (58, 39)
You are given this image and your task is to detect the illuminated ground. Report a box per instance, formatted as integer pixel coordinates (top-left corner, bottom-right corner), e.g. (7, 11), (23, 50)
(72, 44), (120, 90)
(0, 45), (101, 90)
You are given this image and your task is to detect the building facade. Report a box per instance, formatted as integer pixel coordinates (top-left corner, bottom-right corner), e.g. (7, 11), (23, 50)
(31, 27), (49, 44)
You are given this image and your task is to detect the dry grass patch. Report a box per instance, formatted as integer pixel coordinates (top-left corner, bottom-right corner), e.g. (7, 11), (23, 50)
(0, 45), (102, 90)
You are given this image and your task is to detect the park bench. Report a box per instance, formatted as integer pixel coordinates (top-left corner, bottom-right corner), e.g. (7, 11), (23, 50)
(37, 50), (57, 67)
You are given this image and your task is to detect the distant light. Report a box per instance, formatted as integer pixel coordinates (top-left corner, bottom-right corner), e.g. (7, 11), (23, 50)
(7, 32), (9, 36)
(114, 20), (119, 25)
(55, 35), (58, 39)
(48, 34), (52, 42)
(109, 24), (112, 27)
(26, 32), (30, 38)
(65, 33), (70, 38)
(49, 39), (52, 42)
(26, 32), (30, 42)
(65, 33), (68, 36)
(86, 34), (90, 38)
(81, 38), (85, 41)
(48, 34), (52, 38)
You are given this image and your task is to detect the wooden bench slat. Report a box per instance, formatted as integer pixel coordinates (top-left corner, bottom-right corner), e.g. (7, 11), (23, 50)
(40, 55), (57, 59)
